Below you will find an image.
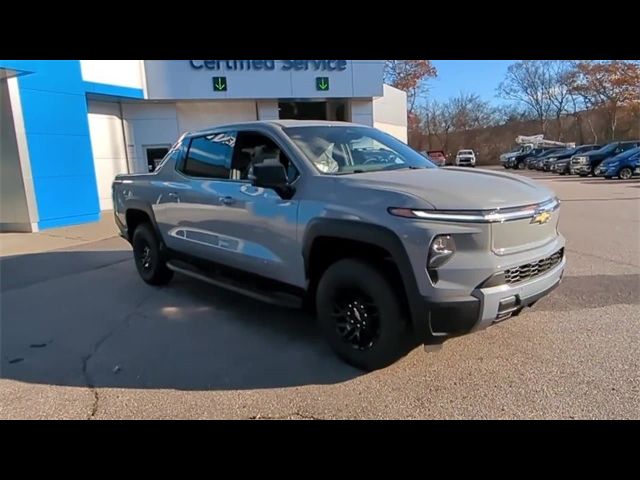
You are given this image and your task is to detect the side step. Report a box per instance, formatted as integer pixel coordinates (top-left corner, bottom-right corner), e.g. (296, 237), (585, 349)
(166, 260), (303, 309)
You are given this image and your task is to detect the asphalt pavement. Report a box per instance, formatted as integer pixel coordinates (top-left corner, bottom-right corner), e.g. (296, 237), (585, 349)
(1, 167), (638, 419)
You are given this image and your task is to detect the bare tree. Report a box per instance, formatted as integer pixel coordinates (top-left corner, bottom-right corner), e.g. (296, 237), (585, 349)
(447, 92), (496, 131)
(491, 104), (535, 125)
(497, 60), (554, 134)
(421, 100), (454, 152)
(547, 61), (574, 140)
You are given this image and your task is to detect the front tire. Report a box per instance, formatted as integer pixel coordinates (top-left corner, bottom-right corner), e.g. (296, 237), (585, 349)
(132, 223), (173, 285)
(619, 167), (633, 180)
(315, 259), (411, 371)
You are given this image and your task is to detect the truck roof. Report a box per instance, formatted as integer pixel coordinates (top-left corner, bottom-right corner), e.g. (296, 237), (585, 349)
(184, 119), (365, 138)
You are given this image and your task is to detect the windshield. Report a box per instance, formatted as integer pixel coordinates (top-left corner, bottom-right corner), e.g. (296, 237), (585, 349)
(593, 143), (618, 154)
(607, 146), (640, 161)
(283, 125), (435, 174)
(554, 148), (575, 157)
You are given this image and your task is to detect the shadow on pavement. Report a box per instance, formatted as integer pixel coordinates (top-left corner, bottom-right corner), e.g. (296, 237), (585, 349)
(2, 247), (638, 391)
(1, 249), (363, 391)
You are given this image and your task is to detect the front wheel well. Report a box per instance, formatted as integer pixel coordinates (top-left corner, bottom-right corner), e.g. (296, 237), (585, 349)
(306, 236), (411, 321)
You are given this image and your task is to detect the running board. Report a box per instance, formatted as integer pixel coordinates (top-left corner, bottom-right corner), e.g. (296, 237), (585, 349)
(166, 261), (303, 309)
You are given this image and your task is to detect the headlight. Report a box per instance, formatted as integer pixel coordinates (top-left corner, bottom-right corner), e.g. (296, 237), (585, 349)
(428, 235), (456, 269)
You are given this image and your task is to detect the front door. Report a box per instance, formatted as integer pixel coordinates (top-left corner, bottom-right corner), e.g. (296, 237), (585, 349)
(218, 130), (303, 287)
(158, 129), (303, 287)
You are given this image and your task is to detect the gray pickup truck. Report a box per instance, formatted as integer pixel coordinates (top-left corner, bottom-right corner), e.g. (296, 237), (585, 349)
(113, 120), (566, 371)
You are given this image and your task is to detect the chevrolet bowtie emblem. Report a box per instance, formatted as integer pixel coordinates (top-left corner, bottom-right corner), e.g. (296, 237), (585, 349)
(531, 211), (551, 225)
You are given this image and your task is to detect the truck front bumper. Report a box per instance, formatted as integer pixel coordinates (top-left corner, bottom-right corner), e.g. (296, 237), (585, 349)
(424, 252), (566, 340)
(471, 254), (565, 331)
(573, 165), (591, 175)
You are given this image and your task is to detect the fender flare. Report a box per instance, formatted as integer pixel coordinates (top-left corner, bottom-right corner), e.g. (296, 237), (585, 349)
(123, 200), (163, 244)
(302, 218), (428, 337)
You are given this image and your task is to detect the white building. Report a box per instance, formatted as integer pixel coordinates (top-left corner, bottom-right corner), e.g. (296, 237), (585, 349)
(0, 60), (407, 231)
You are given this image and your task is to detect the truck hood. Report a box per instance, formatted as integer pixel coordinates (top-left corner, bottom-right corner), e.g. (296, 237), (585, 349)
(501, 152), (520, 160)
(581, 149), (611, 160)
(338, 167), (554, 210)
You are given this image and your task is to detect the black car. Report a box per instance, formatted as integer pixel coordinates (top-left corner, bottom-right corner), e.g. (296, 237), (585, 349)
(524, 148), (565, 170)
(571, 141), (640, 176)
(550, 144), (602, 175)
(508, 147), (561, 170)
(532, 149), (566, 170)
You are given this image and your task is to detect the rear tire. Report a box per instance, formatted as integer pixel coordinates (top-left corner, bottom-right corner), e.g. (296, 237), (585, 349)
(315, 258), (411, 371)
(132, 223), (173, 286)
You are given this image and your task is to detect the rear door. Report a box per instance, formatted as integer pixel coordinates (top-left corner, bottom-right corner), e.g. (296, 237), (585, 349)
(156, 130), (238, 263)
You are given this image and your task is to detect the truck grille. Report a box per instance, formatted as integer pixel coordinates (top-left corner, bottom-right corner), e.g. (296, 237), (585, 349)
(504, 248), (564, 284)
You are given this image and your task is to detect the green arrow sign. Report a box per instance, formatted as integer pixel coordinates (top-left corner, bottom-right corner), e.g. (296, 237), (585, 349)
(316, 77), (329, 91)
(212, 77), (227, 92)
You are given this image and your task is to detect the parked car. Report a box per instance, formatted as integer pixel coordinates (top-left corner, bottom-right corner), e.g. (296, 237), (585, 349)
(509, 147), (562, 170)
(425, 150), (447, 167)
(520, 148), (563, 170)
(594, 147), (640, 179)
(455, 149), (476, 167)
(571, 141), (640, 176)
(532, 149), (565, 171)
(500, 144), (534, 168)
(506, 148), (539, 169)
(551, 144), (602, 175)
(112, 120), (566, 371)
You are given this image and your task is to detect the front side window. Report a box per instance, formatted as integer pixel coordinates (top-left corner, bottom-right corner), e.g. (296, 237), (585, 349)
(284, 126), (435, 175)
(181, 132), (236, 179)
(231, 131), (299, 182)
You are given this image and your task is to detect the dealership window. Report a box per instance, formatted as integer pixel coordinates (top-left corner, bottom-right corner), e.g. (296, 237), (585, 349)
(181, 132), (236, 179)
(231, 131), (299, 182)
(144, 145), (171, 172)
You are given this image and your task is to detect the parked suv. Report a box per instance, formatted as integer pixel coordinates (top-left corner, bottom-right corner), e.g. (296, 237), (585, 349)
(571, 141), (640, 176)
(113, 121), (566, 371)
(551, 144), (602, 175)
(455, 149), (476, 167)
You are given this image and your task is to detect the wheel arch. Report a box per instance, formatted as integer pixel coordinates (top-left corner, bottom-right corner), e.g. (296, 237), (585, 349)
(123, 201), (163, 244)
(302, 218), (427, 338)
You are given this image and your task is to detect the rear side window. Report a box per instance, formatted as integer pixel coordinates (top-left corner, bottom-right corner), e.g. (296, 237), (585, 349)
(181, 132), (236, 179)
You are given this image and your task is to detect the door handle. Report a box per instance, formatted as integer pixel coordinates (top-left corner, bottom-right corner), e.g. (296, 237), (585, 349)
(167, 192), (180, 202)
(220, 196), (235, 206)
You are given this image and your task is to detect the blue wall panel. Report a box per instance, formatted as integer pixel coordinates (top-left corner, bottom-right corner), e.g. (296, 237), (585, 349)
(0, 60), (143, 230)
(35, 175), (100, 224)
(20, 90), (90, 136)
(27, 134), (97, 179)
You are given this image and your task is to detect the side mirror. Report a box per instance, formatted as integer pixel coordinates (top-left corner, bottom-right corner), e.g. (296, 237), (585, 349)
(249, 162), (295, 199)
